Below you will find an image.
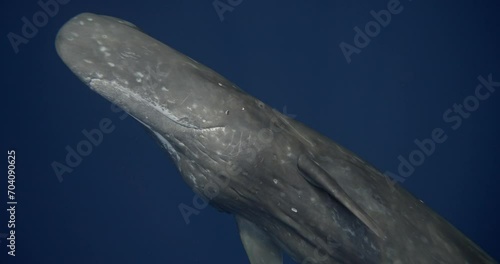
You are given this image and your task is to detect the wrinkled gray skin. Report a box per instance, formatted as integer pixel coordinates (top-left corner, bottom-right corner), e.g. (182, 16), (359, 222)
(56, 13), (496, 264)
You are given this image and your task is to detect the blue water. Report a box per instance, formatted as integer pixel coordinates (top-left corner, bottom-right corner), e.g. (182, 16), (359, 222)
(1, 1), (499, 263)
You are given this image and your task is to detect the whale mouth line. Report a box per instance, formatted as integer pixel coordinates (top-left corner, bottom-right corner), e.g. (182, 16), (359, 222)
(169, 117), (226, 132)
(87, 78), (225, 133)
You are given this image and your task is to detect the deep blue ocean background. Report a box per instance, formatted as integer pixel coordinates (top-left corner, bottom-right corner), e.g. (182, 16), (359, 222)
(1, 1), (499, 263)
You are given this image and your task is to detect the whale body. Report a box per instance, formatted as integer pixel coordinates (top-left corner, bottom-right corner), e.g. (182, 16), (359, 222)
(55, 13), (497, 264)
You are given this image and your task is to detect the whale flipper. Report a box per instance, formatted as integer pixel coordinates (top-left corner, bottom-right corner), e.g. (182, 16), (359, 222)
(297, 154), (384, 239)
(236, 215), (282, 264)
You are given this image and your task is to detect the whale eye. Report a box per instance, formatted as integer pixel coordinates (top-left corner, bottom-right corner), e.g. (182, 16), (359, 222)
(218, 174), (229, 184)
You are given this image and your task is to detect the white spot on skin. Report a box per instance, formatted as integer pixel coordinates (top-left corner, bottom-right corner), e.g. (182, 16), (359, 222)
(79, 21), (85, 25)
(71, 32), (79, 37)
(291, 208), (298, 213)
(83, 59), (93, 64)
(98, 46), (111, 57)
(135, 72), (144, 78)
(218, 82), (223, 86)
(87, 17), (93, 21)
(107, 62), (115, 67)
(273, 179), (278, 184)
(102, 35), (108, 39)
(96, 73), (103, 78)
(161, 87), (168, 91)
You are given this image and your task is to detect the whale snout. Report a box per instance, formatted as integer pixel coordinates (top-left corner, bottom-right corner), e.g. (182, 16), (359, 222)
(56, 13), (104, 67)
(55, 13), (145, 85)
